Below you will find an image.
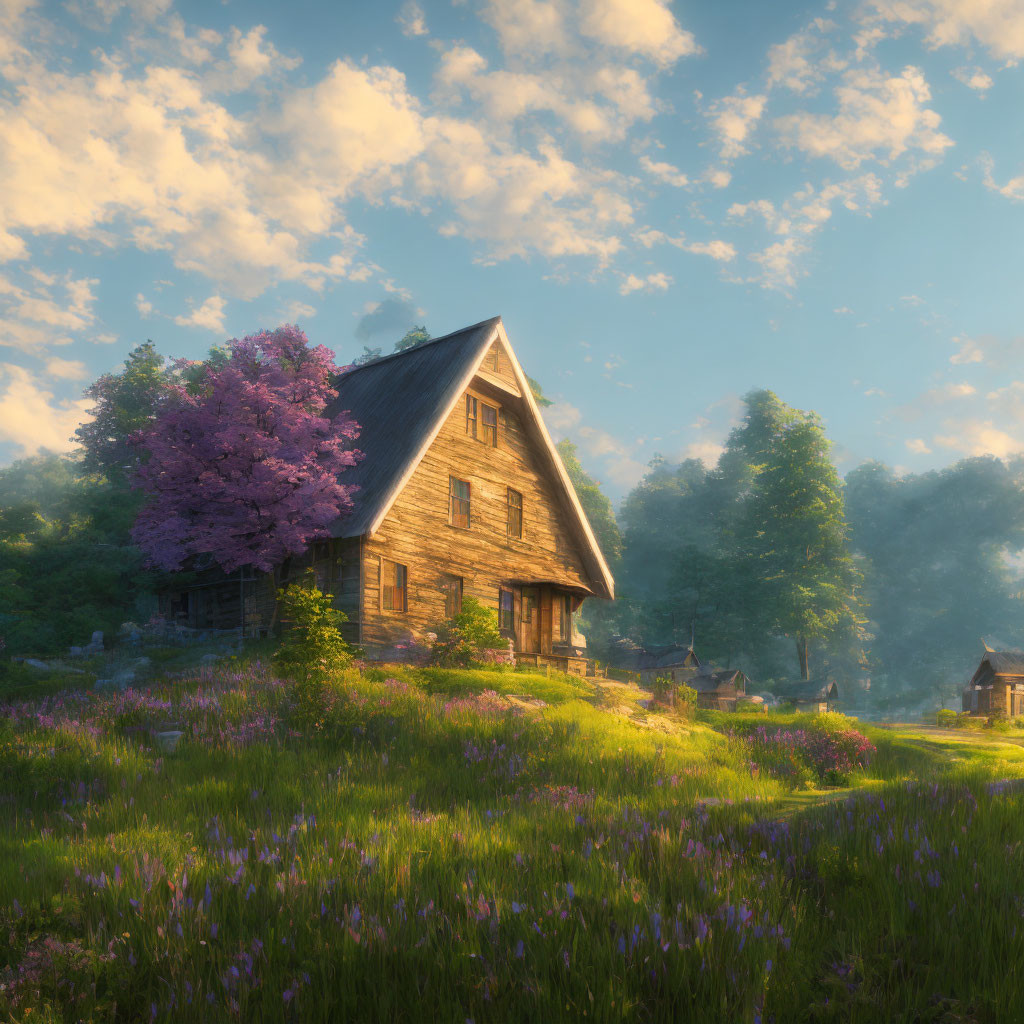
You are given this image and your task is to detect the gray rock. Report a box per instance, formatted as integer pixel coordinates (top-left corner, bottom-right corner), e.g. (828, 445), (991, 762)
(24, 658), (51, 671)
(90, 631), (103, 646)
(69, 646), (84, 657)
(200, 653), (220, 665)
(154, 730), (184, 753)
(95, 668), (136, 692)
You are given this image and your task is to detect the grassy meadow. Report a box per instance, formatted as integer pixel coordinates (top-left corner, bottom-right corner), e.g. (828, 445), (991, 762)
(2, 660), (1024, 1022)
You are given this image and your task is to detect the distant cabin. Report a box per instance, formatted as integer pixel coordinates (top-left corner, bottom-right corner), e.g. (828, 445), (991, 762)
(160, 317), (615, 675)
(961, 649), (1024, 717)
(690, 668), (747, 712)
(777, 681), (839, 714)
(635, 645), (702, 688)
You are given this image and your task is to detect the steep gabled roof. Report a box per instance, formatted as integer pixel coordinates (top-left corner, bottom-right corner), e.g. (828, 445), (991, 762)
(324, 316), (614, 599)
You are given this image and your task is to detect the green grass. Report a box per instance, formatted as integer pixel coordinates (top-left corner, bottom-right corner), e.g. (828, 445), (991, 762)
(1, 662), (1022, 1022)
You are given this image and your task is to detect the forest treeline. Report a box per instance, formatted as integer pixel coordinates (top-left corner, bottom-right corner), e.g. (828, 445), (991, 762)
(2, 335), (1022, 708)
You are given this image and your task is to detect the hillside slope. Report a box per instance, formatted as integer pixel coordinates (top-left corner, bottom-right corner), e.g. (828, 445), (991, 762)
(1, 663), (1023, 1022)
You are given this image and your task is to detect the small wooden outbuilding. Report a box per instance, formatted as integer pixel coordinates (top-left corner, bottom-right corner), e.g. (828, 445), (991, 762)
(961, 648), (1024, 717)
(690, 668), (747, 712)
(635, 645), (702, 688)
(778, 680), (838, 714)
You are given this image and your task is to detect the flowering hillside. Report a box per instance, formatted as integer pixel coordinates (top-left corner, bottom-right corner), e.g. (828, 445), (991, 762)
(1, 663), (1023, 1022)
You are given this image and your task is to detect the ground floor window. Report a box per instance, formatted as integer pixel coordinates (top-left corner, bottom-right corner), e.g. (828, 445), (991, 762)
(382, 559), (407, 612)
(442, 575), (463, 619)
(499, 588), (514, 632)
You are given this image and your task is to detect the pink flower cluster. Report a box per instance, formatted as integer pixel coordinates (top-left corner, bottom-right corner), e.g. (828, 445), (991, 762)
(746, 725), (876, 785)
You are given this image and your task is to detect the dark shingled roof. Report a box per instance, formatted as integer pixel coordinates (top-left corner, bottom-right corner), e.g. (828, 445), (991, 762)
(778, 680), (839, 702)
(321, 315), (614, 599)
(983, 651), (1024, 676)
(637, 645), (702, 671)
(324, 317), (500, 539)
(691, 669), (745, 694)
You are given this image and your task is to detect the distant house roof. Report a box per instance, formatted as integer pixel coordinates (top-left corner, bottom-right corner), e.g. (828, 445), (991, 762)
(690, 668), (745, 694)
(778, 680), (838, 702)
(636, 645), (702, 672)
(965, 649), (1024, 690)
(322, 316), (614, 599)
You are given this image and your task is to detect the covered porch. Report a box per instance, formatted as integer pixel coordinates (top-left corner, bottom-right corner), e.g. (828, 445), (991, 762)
(499, 581), (592, 675)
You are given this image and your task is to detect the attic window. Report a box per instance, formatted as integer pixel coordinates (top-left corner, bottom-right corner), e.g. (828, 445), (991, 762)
(486, 349), (500, 371)
(466, 395), (478, 438)
(506, 488), (522, 539)
(481, 404), (498, 446)
(450, 476), (471, 529)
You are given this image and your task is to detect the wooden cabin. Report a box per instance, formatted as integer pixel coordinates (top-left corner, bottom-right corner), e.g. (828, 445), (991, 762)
(777, 680), (839, 714)
(161, 317), (615, 674)
(691, 668), (747, 712)
(961, 649), (1024, 717)
(636, 645), (702, 688)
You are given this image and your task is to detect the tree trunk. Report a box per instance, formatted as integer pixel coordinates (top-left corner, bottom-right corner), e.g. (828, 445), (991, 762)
(268, 564), (283, 634)
(796, 637), (810, 681)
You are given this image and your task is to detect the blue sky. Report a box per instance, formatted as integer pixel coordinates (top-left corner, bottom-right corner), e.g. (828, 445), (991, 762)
(2, 0), (1023, 501)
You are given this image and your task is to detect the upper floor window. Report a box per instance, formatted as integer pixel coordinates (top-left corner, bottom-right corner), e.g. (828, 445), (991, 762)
(507, 488), (523, 539)
(382, 559), (407, 612)
(450, 476), (471, 529)
(442, 575), (463, 619)
(481, 404), (498, 447)
(486, 349), (500, 372)
(466, 395), (478, 438)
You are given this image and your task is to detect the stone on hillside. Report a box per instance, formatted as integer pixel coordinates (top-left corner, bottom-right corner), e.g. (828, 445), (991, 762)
(200, 653), (220, 665)
(154, 730), (184, 753)
(24, 658), (51, 671)
(94, 668), (136, 692)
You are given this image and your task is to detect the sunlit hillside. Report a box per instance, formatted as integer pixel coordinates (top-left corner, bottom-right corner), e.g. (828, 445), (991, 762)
(2, 661), (1023, 1022)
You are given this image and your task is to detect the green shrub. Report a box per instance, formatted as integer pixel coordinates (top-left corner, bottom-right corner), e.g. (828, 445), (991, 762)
(273, 574), (352, 729)
(429, 597), (505, 667)
(936, 708), (961, 729)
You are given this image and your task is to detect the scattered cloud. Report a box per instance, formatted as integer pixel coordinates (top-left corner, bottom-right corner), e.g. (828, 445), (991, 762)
(0, 364), (94, 456)
(905, 437), (931, 453)
(866, 0), (1024, 61)
(173, 295), (226, 333)
(950, 334), (986, 365)
(634, 228), (735, 262)
(0, 271), (99, 352)
(951, 66), (993, 93)
(981, 153), (1024, 202)
(775, 65), (952, 172)
(136, 293), (153, 317)
(397, 1), (428, 38)
(766, 18), (844, 94)
(578, 0), (700, 66)
(706, 91), (767, 160)
(639, 155), (689, 188)
(619, 271), (671, 295)
(45, 356), (89, 380)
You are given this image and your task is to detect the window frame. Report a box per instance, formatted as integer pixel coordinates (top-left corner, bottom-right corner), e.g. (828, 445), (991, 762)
(442, 575), (463, 620)
(499, 588), (514, 634)
(449, 475), (471, 529)
(381, 558), (408, 613)
(506, 487), (523, 539)
(465, 395), (478, 439)
(481, 403), (498, 447)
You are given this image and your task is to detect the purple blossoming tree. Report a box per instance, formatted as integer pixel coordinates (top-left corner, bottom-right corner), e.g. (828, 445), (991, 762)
(131, 325), (360, 577)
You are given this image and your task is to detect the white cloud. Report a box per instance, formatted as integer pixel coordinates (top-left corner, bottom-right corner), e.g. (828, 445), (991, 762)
(706, 91), (767, 160)
(619, 271), (671, 295)
(834, 306), (853, 314)
(951, 66), (993, 93)
(935, 421), (1024, 459)
(775, 65), (953, 171)
(0, 271), (99, 351)
(0, 364), (94, 456)
(905, 437), (931, 453)
(639, 155), (688, 187)
(45, 356), (89, 380)
(136, 293), (153, 317)
(578, 0), (700, 66)
(174, 294), (226, 332)
(397, 1), (428, 37)
(950, 334), (985, 364)
(634, 228), (736, 262)
(729, 175), (885, 289)
(867, 0), (1024, 61)
(283, 300), (317, 321)
(766, 19), (844, 94)
(981, 153), (1024, 202)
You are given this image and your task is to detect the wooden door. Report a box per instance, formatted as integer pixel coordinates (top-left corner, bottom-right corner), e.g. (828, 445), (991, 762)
(518, 586), (541, 653)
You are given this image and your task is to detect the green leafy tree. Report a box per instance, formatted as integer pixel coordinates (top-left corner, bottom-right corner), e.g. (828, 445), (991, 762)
(393, 325), (431, 352)
(526, 375), (553, 407)
(430, 597), (505, 667)
(74, 341), (168, 483)
(726, 393), (861, 680)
